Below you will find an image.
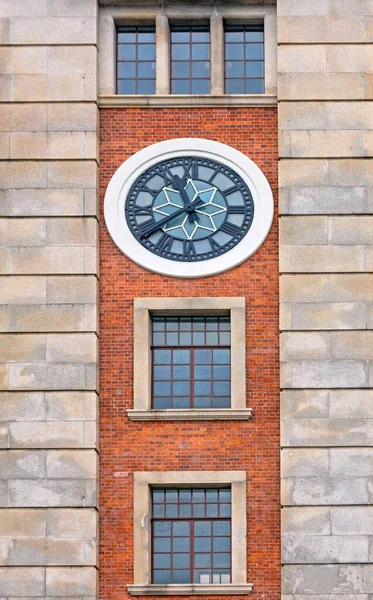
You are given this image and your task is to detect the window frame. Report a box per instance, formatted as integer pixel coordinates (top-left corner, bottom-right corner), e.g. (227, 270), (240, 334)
(98, 4), (277, 104)
(127, 471), (253, 596)
(128, 297), (251, 421)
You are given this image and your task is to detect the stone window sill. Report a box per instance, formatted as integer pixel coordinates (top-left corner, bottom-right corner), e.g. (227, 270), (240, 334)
(99, 94), (277, 108)
(127, 584), (254, 596)
(127, 408), (253, 421)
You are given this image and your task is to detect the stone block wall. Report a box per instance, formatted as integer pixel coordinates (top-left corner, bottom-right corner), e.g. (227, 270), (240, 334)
(278, 0), (373, 598)
(0, 0), (99, 598)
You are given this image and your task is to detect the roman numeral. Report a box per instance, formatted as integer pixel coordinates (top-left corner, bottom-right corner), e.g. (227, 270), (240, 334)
(134, 205), (153, 216)
(224, 185), (240, 196)
(138, 219), (157, 237)
(183, 240), (197, 259)
(227, 205), (246, 214)
(220, 221), (241, 237)
(161, 166), (174, 187)
(208, 166), (221, 183)
(209, 237), (221, 252)
(155, 233), (173, 253)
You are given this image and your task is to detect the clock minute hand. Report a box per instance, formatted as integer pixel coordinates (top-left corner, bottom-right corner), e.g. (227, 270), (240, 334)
(171, 175), (193, 208)
(139, 205), (188, 238)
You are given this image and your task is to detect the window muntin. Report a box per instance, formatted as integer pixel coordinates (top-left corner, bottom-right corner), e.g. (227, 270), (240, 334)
(117, 26), (156, 95)
(224, 24), (264, 94)
(171, 24), (210, 94)
(152, 316), (231, 409)
(152, 488), (231, 585)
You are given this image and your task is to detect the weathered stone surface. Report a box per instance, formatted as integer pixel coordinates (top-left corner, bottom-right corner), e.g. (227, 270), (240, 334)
(46, 392), (97, 421)
(330, 331), (373, 359)
(4, 304), (95, 333)
(281, 332), (330, 360)
(9, 132), (97, 160)
(45, 567), (97, 596)
(46, 450), (97, 479)
(279, 102), (373, 130)
(328, 216), (373, 244)
(278, 15), (369, 43)
(281, 390), (329, 419)
(9, 73), (97, 102)
(280, 245), (366, 273)
(282, 507), (331, 535)
(0, 189), (86, 217)
(332, 507), (373, 535)
(280, 274), (373, 303)
(8, 478), (97, 508)
(285, 360), (367, 388)
(0, 392), (45, 421)
(0, 277), (46, 305)
(46, 276), (97, 304)
(46, 508), (96, 537)
(330, 390), (373, 418)
(8, 422), (85, 448)
(279, 72), (367, 101)
(282, 535), (369, 563)
(278, 46), (327, 73)
(331, 449), (373, 477)
(286, 302), (368, 330)
(10, 17), (97, 45)
(0, 566), (45, 595)
(0, 450), (46, 479)
(8, 247), (98, 275)
(281, 449), (330, 478)
(280, 159), (373, 187)
(280, 217), (327, 245)
(46, 334), (97, 363)
(0, 334), (46, 363)
(282, 564), (373, 595)
(282, 477), (369, 506)
(0, 509), (45, 536)
(46, 219), (97, 246)
(282, 418), (373, 446)
(277, 0), (373, 16)
(7, 363), (88, 391)
(4, 537), (92, 566)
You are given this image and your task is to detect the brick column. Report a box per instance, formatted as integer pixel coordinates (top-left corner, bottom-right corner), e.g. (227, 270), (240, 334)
(278, 0), (373, 597)
(0, 1), (99, 598)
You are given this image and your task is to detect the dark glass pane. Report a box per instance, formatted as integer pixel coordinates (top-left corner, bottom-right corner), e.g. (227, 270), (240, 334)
(138, 44), (156, 60)
(166, 490), (178, 503)
(194, 521), (211, 537)
(245, 31), (264, 42)
(180, 319), (192, 330)
(117, 44), (136, 60)
(173, 554), (190, 569)
(206, 489), (218, 502)
(225, 31), (244, 43)
(172, 79), (191, 94)
(194, 537), (211, 552)
(153, 332), (165, 345)
(220, 503), (231, 517)
(194, 381), (211, 395)
(173, 521), (190, 536)
(192, 44), (209, 60)
(173, 537), (190, 552)
(117, 79), (136, 95)
(166, 504), (178, 517)
(153, 319), (165, 331)
(173, 381), (190, 396)
(194, 397), (211, 408)
(206, 319), (218, 331)
(194, 554), (211, 568)
(225, 61), (244, 78)
(226, 79), (245, 94)
(192, 31), (210, 42)
(225, 43), (244, 60)
(213, 381), (230, 396)
(153, 570), (171, 584)
(194, 349), (212, 364)
(213, 365), (230, 380)
(154, 521), (171, 536)
(154, 537), (171, 552)
(172, 397), (190, 408)
(213, 553), (230, 568)
(213, 537), (230, 552)
(153, 397), (171, 409)
(166, 332), (178, 345)
(192, 61), (210, 78)
(192, 489), (205, 503)
(138, 32), (156, 43)
(193, 332), (205, 345)
(205, 332), (218, 345)
(212, 397), (230, 408)
(166, 319), (178, 331)
(173, 570), (190, 583)
(219, 332), (231, 345)
(154, 366), (171, 380)
(180, 489), (191, 503)
(194, 365), (212, 380)
(173, 349), (190, 364)
(173, 44), (190, 60)
(246, 61), (264, 78)
(138, 61), (155, 78)
(153, 504), (165, 517)
(193, 503), (205, 517)
(219, 489), (231, 502)
(172, 61), (190, 78)
(153, 490), (164, 503)
(179, 332), (192, 345)
(213, 349), (230, 364)
(191, 79), (210, 94)
(179, 504), (192, 517)
(246, 43), (264, 60)
(154, 381), (171, 396)
(246, 78), (264, 94)
(118, 32), (136, 43)
(213, 521), (230, 536)
(206, 503), (218, 517)
(171, 31), (190, 43)
(154, 350), (171, 364)
(220, 318), (230, 330)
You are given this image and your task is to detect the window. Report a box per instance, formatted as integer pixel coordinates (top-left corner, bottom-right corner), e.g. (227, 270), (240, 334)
(152, 487), (231, 585)
(117, 25), (156, 95)
(129, 297), (250, 421)
(225, 25), (264, 95)
(128, 471), (252, 595)
(171, 24), (210, 94)
(152, 316), (231, 410)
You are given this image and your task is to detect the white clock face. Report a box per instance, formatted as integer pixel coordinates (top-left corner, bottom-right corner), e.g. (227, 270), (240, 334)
(104, 138), (274, 278)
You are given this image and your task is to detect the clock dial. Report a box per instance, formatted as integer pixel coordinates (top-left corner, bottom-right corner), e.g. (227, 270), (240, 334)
(125, 156), (254, 262)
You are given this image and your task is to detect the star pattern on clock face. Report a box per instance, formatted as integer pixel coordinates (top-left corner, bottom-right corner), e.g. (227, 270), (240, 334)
(153, 179), (227, 241)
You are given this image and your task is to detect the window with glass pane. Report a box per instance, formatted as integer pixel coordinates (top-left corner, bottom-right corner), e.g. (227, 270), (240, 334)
(225, 24), (264, 94)
(170, 24), (210, 94)
(152, 488), (231, 584)
(152, 316), (231, 409)
(117, 26), (156, 95)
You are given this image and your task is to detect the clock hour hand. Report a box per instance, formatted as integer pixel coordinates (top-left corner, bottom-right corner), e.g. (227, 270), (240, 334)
(139, 205), (188, 238)
(171, 175), (192, 208)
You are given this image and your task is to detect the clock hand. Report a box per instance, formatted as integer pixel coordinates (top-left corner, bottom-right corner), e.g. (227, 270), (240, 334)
(139, 205), (190, 238)
(171, 175), (192, 207)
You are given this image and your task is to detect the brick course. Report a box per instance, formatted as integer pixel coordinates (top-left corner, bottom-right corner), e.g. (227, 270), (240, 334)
(99, 107), (279, 600)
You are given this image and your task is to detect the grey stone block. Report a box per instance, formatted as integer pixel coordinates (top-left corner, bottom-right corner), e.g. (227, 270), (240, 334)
(280, 244), (366, 273)
(8, 478), (97, 508)
(46, 392), (97, 421)
(0, 392), (46, 421)
(0, 334), (46, 363)
(283, 477), (369, 506)
(281, 390), (329, 419)
(281, 332), (330, 360)
(332, 507), (373, 535)
(289, 360), (367, 388)
(331, 449), (373, 477)
(330, 390), (373, 418)
(285, 186), (367, 215)
(9, 247), (87, 275)
(46, 334), (97, 364)
(5, 537), (88, 566)
(290, 302), (368, 330)
(282, 418), (373, 446)
(0, 276), (46, 305)
(7, 363), (87, 391)
(0, 450), (46, 479)
(282, 507), (331, 535)
(10, 17), (97, 45)
(282, 564), (373, 595)
(45, 566), (96, 596)
(0, 567), (45, 596)
(6, 304), (89, 333)
(281, 274), (373, 303)
(280, 217), (327, 244)
(0, 189), (86, 217)
(282, 535), (369, 564)
(0, 509), (45, 536)
(46, 276), (97, 304)
(281, 449), (330, 478)
(331, 332), (373, 359)
(46, 450), (97, 479)
(9, 422), (85, 448)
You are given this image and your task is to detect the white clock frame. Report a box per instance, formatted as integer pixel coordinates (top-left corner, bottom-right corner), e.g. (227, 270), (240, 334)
(104, 138), (274, 279)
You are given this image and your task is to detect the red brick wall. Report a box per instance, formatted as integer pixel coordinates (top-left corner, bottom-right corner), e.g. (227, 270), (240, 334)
(99, 107), (280, 600)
